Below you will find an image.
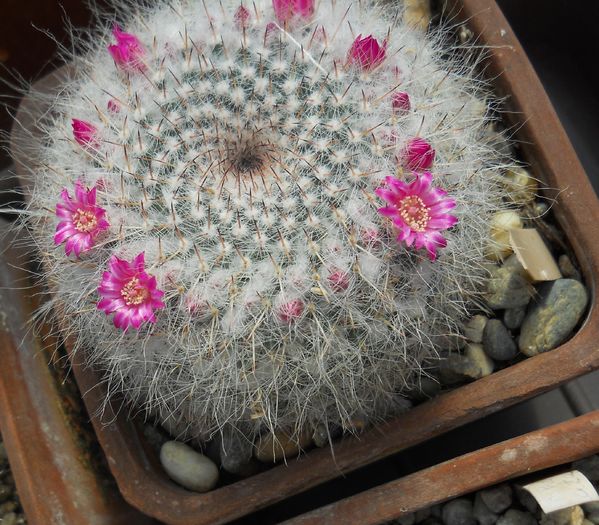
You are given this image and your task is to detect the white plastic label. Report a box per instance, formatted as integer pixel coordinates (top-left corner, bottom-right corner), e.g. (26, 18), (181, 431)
(522, 470), (599, 514)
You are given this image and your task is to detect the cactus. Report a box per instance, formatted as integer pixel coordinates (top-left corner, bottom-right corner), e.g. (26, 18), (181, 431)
(22, 0), (513, 449)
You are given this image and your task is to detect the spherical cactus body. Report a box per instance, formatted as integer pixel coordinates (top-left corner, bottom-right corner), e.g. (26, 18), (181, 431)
(25, 0), (511, 450)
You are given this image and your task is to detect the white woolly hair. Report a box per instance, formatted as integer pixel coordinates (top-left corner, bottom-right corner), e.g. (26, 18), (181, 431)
(17, 0), (515, 448)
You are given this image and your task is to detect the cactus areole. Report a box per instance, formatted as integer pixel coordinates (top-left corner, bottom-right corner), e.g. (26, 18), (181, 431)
(26, 0), (512, 450)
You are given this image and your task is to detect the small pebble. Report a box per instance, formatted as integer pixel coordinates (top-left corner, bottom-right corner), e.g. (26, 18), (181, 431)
(442, 498), (476, 525)
(519, 279), (588, 356)
(582, 501), (599, 523)
(503, 167), (538, 204)
(473, 492), (498, 525)
(486, 265), (533, 310)
(255, 429), (312, 463)
(219, 429), (257, 477)
(480, 484), (513, 513)
(498, 509), (536, 525)
(503, 307), (526, 330)
(408, 376), (441, 401)
(540, 506), (584, 525)
(487, 211), (523, 261)
(464, 315), (488, 343)
(311, 423), (341, 448)
(514, 486), (539, 514)
(483, 320), (518, 361)
(558, 254), (581, 281)
(160, 441), (219, 492)
(439, 345), (492, 385)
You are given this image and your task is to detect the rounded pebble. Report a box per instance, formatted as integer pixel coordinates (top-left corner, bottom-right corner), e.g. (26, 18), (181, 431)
(442, 498), (476, 525)
(218, 429), (257, 477)
(582, 501), (599, 524)
(498, 509), (537, 525)
(519, 279), (588, 356)
(480, 484), (513, 513)
(160, 441), (219, 492)
(486, 266), (533, 310)
(558, 254), (581, 281)
(483, 320), (518, 361)
(473, 492), (498, 525)
(464, 315), (489, 343)
(503, 307), (526, 330)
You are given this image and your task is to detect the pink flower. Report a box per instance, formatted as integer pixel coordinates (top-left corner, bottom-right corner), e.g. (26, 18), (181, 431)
(108, 25), (146, 71)
(392, 92), (411, 114)
(54, 182), (109, 257)
(376, 172), (458, 261)
(347, 35), (386, 71)
(328, 270), (349, 292)
(402, 137), (435, 171)
(72, 119), (98, 147)
(235, 5), (251, 28)
(278, 299), (304, 323)
(273, 0), (314, 24)
(97, 253), (165, 330)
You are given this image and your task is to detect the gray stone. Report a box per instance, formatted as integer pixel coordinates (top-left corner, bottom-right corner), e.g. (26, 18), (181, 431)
(503, 307), (526, 330)
(480, 484), (513, 513)
(519, 279), (589, 356)
(486, 266), (534, 310)
(218, 429), (258, 477)
(439, 345), (493, 385)
(574, 455), (599, 481)
(497, 509), (536, 525)
(473, 492), (499, 525)
(408, 376), (441, 401)
(582, 501), (599, 523)
(514, 486), (539, 514)
(464, 315), (489, 343)
(160, 441), (219, 492)
(442, 498), (476, 525)
(558, 254), (581, 281)
(483, 320), (518, 361)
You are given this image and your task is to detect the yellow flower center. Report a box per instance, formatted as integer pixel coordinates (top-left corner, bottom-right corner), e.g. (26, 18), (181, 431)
(121, 277), (149, 306)
(73, 208), (98, 233)
(399, 195), (430, 232)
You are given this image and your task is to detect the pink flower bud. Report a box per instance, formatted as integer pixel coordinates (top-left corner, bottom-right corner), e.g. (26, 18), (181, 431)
(107, 99), (121, 113)
(273, 0), (315, 24)
(235, 5), (251, 28)
(328, 270), (350, 292)
(278, 299), (304, 323)
(71, 119), (98, 147)
(361, 228), (381, 247)
(108, 25), (146, 71)
(392, 92), (411, 114)
(402, 137), (435, 171)
(347, 35), (386, 71)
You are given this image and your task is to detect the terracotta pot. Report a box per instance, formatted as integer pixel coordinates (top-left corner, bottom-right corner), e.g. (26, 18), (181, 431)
(282, 410), (599, 525)
(10, 0), (599, 524)
(0, 225), (158, 525)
